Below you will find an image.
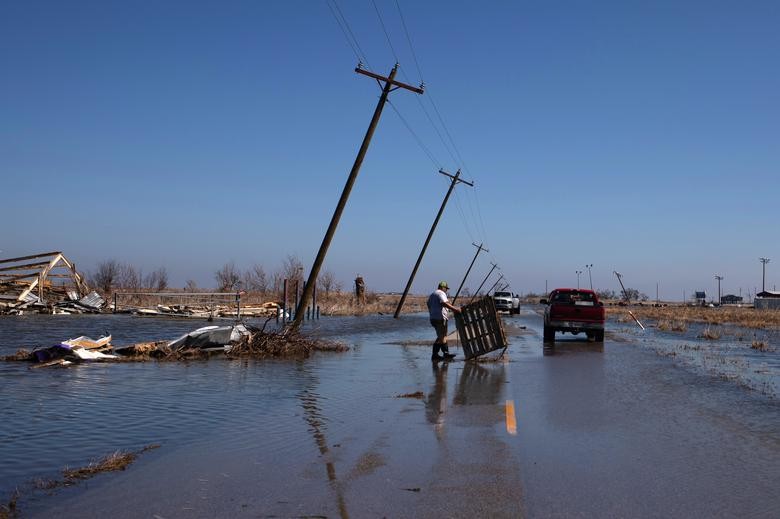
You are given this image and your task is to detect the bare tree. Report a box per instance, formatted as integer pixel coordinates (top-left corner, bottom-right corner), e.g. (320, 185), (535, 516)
(185, 279), (198, 292)
(215, 262), (241, 291)
(92, 260), (121, 295)
(243, 263), (268, 293)
(271, 270), (284, 295)
(318, 269), (337, 297)
(117, 264), (141, 290)
(145, 267), (169, 292)
(282, 255), (305, 285)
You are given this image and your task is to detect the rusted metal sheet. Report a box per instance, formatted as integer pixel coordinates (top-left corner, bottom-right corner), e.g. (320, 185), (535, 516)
(454, 296), (508, 360)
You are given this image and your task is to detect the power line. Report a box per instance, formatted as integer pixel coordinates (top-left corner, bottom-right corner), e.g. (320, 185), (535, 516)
(395, 0), (424, 83)
(371, 0), (399, 63)
(386, 99), (441, 168)
(327, 0), (372, 68)
(325, 0), (361, 63)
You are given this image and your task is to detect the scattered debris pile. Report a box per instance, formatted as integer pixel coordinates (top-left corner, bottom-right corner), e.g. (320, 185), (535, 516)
(3, 324), (347, 366)
(16, 335), (117, 367)
(0, 251), (99, 315)
(131, 301), (281, 319)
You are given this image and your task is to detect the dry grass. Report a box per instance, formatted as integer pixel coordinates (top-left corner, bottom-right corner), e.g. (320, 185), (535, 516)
(3, 444), (160, 514)
(700, 326), (722, 340)
(1, 349), (33, 362)
(609, 306), (780, 329)
(64, 450), (139, 481)
(395, 391), (424, 399)
(656, 319), (689, 332)
(316, 293), (428, 316)
(0, 490), (18, 519)
(63, 445), (159, 484)
(751, 339), (771, 351)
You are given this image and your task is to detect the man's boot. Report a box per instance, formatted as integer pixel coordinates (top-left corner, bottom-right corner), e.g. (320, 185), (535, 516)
(441, 345), (456, 360)
(431, 343), (444, 361)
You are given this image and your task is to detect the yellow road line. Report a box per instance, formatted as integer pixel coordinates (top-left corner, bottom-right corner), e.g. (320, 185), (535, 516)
(505, 399), (517, 435)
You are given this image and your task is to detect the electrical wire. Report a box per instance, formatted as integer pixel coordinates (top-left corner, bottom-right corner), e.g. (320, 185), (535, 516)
(395, 0), (424, 83)
(325, 0), (362, 64)
(371, 0), (399, 64)
(324, 0), (498, 271)
(328, 0), (372, 68)
(387, 99), (441, 169)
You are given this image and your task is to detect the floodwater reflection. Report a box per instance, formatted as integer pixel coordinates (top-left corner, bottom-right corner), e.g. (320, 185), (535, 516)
(425, 362), (449, 439)
(454, 361), (506, 406)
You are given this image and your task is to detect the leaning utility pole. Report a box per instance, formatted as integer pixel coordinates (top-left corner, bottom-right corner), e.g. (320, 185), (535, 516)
(470, 263), (499, 302)
(452, 242), (488, 304)
(393, 169), (473, 318)
(487, 274), (505, 296)
(613, 271), (628, 303)
(291, 63), (423, 331)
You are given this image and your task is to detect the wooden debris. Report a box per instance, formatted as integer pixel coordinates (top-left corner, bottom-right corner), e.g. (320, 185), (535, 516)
(0, 251), (91, 314)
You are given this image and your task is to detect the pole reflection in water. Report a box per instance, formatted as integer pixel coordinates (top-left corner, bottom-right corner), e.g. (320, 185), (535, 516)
(297, 363), (350, 519)
(425, 362), (449, 439)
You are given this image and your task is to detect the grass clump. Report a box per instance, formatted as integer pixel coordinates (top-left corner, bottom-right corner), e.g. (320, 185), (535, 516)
(701, 326), (722, 340)
(395, 391), (424, 399)
(751, 339), (770, 351)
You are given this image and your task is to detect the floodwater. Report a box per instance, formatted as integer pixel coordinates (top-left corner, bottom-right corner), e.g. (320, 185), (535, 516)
(1, 310), (778, 518)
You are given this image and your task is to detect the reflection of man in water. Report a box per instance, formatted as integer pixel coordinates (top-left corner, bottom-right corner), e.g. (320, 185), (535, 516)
(427, 281), (461, 361)
(425, 361), (448, 439)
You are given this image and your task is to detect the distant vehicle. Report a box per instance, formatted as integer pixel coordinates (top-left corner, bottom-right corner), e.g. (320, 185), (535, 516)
(540, 288), (605, 342)
(493, 291), (520, 314)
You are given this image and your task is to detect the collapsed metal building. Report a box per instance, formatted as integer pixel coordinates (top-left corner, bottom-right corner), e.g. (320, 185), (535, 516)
(0, 251), (100, 313)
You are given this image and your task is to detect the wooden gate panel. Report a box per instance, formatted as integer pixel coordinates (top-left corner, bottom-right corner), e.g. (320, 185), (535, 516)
(455, 296), (508, 360)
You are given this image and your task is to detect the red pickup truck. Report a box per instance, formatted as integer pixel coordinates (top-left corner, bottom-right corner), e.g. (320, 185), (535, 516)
(541, 288), (605, 342)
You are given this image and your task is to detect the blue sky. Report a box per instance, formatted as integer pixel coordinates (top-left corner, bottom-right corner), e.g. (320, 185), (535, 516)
(2, 0), (778, 300)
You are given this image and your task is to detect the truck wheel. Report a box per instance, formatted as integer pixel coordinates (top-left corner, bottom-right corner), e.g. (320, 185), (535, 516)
(543, 326), (555, 342)
(594, 330), (604, 342)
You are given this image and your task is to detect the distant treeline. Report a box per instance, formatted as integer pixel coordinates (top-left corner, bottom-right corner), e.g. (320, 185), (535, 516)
(88, 255), (343, 298)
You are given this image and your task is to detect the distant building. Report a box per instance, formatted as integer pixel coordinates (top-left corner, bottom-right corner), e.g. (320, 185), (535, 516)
(720, 294), (743, 305)
(694, 291), (706, 305)
(755, 290), (780, 310)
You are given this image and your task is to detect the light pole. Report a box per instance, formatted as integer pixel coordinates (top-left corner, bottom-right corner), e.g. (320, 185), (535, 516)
(714, 275), (723, 305)
(585, 264), (593, 290)
(576, 270), (583, 289)
(759, 257), (770, 293)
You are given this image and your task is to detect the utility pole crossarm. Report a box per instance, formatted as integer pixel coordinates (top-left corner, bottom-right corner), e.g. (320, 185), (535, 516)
(355, 66), (424, 94)
(439, 169), (474, 187)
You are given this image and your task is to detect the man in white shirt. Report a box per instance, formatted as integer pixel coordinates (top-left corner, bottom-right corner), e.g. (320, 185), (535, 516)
(427, 281), (461, 361)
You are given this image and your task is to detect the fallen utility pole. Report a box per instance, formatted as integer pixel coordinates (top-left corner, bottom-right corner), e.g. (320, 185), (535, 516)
(393, 169), (474, 318)
(452, 242), (488, 304)
(291, 63), (424, 331)
(470, 263), (499, 302)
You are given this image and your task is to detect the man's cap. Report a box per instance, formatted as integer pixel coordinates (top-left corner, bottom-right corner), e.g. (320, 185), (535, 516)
(438, 281), (449, 289)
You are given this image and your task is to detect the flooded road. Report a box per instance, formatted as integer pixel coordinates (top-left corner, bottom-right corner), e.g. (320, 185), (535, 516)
(1, 311), (778, 517)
